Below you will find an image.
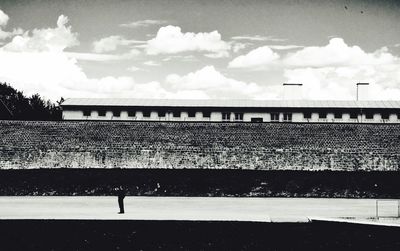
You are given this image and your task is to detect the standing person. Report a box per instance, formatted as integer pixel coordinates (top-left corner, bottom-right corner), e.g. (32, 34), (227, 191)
(116, 185), (126, 214)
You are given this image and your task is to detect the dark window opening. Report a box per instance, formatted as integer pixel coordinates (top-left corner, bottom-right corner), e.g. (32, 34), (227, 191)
(365, 112), (374, 119)
(128, 110), (136, 117)
(83, 110), (91, 117)
(98, 110), (106, 117)
(113, 110), (120, 117)
(203, 111), (211, 118)
(188, 111), (196, 117)
(251, 118), (263, 123)
(235, 113), (243, 121)
(222, 112), (230, 121)
(158, 111), (166, 117)
(143, 111), (151, 117)
(283, 113), (292, 122)
(319, 112), (327, 119)
(271, 113), (279, 122)
(350, 112), (358, 119)
(334, 113), (342, 119)
(173, 111), (181, 118)
(304, 112), (312, 119)
(381, 113), (389, 120)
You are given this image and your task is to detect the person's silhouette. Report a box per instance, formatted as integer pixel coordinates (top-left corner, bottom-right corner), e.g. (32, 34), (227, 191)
(116, 185), (126, 214)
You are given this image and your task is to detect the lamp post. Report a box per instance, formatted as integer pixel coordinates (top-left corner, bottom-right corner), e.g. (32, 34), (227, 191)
(283, 83), (303, 100)
(283, 83), (303, 87)
(356, 83), (369, 101)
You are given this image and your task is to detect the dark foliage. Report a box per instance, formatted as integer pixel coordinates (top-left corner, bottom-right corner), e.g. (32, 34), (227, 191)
(1, 169), (399, 198)
(0, 82), (63, 120)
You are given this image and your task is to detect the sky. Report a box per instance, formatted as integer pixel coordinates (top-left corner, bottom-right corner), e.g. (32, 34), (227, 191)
(0, 0), (399, 101)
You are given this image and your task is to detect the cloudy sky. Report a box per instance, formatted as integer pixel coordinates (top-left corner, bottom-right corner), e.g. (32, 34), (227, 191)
(0, 0), (399, 101)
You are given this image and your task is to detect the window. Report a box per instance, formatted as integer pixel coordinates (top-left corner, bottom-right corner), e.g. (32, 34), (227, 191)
(304, 112), (311, 119)
(83, 110), (91, 117)
(222, 112), (230, 121)
(271, 113), (279, 122)
(251, 118), (263, 123)
(128, 110), (136, 117)
(173, 111), (181, 118)
(203, 111), (211, 118)
(319, 112), (327, 119)
(113, 110), (120, 117)
(235, 113), (243, 121)
(143, 111), (151, 117)
(350, 112), (358, 119)
(158, 111), (166, 117)
(283, 113), (292, 122)
(381, 113), (389, 120)
(334, 113), (342, 119)
(98, 110), (106, 117)
(188, 111), (196, 117)
(365, 112), (374, 119)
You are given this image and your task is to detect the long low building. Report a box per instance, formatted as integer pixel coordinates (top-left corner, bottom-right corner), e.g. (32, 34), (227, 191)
(61, 98), (400, 123)
(0, 120), (399, 170)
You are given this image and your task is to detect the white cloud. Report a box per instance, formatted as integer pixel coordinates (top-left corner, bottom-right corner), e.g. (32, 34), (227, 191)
(0, 12), (279, 101)
(0, 46), (181, 100)
(166, 65), (280, 99)
(284, 38), (394, 67)
(227, 37), (400, 100)
(93, 35), (126, 53)
(0, 14), (172, 100)
(228, 46), (280, 70)
(162, 55), (196, 62)
(3, 15), (78, 52)
(282, 39), (400, 100)
(143, 60), (160, 66)
(0, 9), (9, 26)
(2, 9), (399, 102)
(231, 35), (286, 42)
(127, 66), (142, 72)
(92, 35), (144, 53)
(65, 52), (137, 61)
(283, 66), (400, 100)
(0, 9), (23, 40)
(268, 45), (303, 50)
(120, 19), (167, 28)
(232, 42), (249, 53)
(146, 25), (231, 58)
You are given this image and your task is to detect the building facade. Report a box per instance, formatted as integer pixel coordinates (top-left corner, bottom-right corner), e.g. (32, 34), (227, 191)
(61, 98), (400, 123)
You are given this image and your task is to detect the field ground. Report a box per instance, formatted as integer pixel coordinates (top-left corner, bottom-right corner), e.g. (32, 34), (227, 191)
(1, 196), (400, 223)
(2, 197), (400, 250)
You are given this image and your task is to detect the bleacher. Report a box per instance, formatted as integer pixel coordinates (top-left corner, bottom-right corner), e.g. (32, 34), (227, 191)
(0, 120), (399, 170)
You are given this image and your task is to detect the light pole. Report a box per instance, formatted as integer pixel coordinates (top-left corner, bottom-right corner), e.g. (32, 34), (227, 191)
(283, 83), (303, 100)
(283, 83), (303, 87)
(356, 83), (369, 101)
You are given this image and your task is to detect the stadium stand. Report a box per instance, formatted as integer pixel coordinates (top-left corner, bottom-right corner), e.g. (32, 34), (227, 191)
(0, 120), (399, 170)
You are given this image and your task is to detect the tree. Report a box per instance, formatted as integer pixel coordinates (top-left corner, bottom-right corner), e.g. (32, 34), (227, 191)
(0, 82), (63, 120)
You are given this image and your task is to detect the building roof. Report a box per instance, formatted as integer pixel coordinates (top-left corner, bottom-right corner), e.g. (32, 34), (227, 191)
(62, 98), (400, 109)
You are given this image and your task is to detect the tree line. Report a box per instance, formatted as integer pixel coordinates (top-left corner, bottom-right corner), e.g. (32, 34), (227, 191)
(0, 82), (63, 120)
